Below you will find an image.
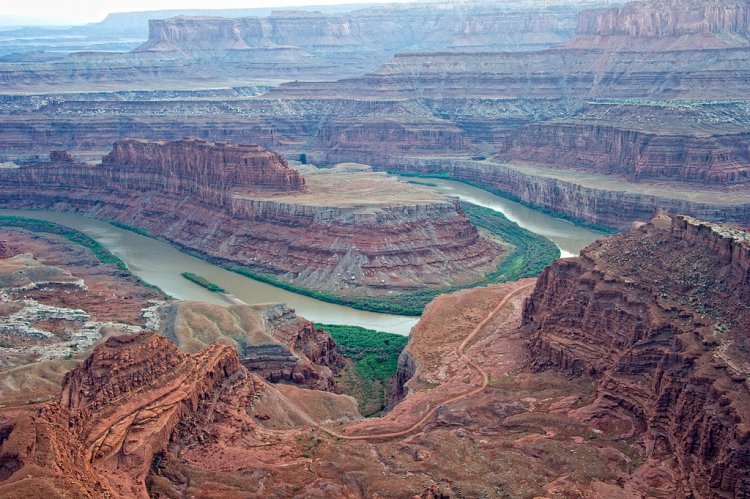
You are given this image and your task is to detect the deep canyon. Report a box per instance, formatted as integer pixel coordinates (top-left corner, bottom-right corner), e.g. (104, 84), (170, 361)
(1, 0), (749, 497)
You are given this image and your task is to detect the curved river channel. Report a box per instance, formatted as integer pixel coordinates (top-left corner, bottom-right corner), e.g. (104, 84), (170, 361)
(0, 180), (605, 335)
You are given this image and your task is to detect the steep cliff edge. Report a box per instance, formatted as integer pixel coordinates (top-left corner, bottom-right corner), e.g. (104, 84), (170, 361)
(135, 4), (583, 55)
(101, 138), (306, 204)
(497, 104), (750, 185)
(577, 0), (750, 37)
(523, 214), (750, 497)
(0, 332), (359, 498)
(0, 139), (504, 303)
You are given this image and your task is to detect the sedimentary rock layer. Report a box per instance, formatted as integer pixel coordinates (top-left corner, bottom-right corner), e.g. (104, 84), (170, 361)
(157, 301), (344, 391)
(577, 0), (750, 38)
(498, 125), (750, 185)
(393, 158), (750, 229)
(0, 139), (502, 295)
(0, 1), (591, 92)
(523, 214), (750, 497)
(137, 3), (582, 55)
(0, 332), (358, 498)
(497, 102), (750, 185)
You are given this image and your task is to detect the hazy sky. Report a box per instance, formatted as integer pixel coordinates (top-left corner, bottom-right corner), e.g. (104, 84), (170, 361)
(0, 0), (416, 25)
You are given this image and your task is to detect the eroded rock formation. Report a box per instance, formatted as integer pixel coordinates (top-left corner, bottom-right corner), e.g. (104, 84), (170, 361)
(0, 138), (502, 296)
(155, 301), (344, 391)
(577, 0), (750, 38)
(523, 213), (750, 497)
(0, 331), (359, 498)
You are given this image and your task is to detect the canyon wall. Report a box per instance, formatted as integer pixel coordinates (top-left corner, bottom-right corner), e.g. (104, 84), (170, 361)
(394, 158), (750, 229)
(498, 122), (750, 185)
(101, 138), (305, 206)
(2, 0), (750, 231)
(137, 4), (584, 55)
(0, 139), (502, 296)
(577, 0), (750, 37)
(523, 214), (750, 497)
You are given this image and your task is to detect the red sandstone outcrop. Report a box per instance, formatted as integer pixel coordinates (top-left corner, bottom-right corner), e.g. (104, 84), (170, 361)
(0, 227), (166, 406)
(0, 331), (362, 498)
(102, 138), (306, 204)
(523, 214), (750, 497)
(0, 332), (260, 497)
(0, 139), (503, 297)
(498, 121), (750, 185)
(495, 102), (750, 185)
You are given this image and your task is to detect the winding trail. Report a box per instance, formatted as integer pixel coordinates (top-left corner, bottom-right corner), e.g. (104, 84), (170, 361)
(313, 283), (535, 441)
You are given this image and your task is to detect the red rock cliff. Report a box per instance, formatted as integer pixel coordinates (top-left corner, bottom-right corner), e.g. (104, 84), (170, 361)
(498, 121), (750, 185)
(0, 139), (500, 296)
(102, 138), (305, 206)
(523, 214), (750, 497)
(0, 332), (263, 498)
(577, 0), (750, 37)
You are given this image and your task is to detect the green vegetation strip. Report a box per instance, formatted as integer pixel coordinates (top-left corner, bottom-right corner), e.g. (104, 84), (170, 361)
(394, 170), (618, 234)
(109, 220), (154, 238)
(0, 216), (165, 294)
(228, 202), (559, 316)
(462, 202), (560, 281)
(180, 272), (226, 293)
(316, 323), (408, 417)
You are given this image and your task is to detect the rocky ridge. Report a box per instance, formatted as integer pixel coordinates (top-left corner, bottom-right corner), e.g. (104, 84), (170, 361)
(0, 139), (503, 296)
(3, 215), (749, 495)
(0, 331), (359, 498)
(523, 213), (750, 497)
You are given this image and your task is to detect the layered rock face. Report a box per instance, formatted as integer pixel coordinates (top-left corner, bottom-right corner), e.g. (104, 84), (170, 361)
(0, 1), (590, 93)
(0, 139), (502, 296)
(577, 0), (750, 38)
(156, 301), (344, 391)
(3, 0), (750, 230)
(523, 214), (750, 497)
(136, 3), (584, 55)
(0, 331), (359, 498)
(101, 138), (305, 205)
(393, 157), (750, 229)
(498, 108), (750, 185)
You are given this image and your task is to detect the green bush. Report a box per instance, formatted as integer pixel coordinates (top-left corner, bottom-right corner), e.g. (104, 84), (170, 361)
(317, 323), (409, 416)
(109, 220), (154, 238)
(180, 272), (226, 293)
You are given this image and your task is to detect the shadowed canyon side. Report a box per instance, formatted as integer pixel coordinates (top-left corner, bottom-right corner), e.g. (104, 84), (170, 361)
(0, 138), (505, 304)
(2, 214), (748, 497)
(523, 213), (750, 497)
